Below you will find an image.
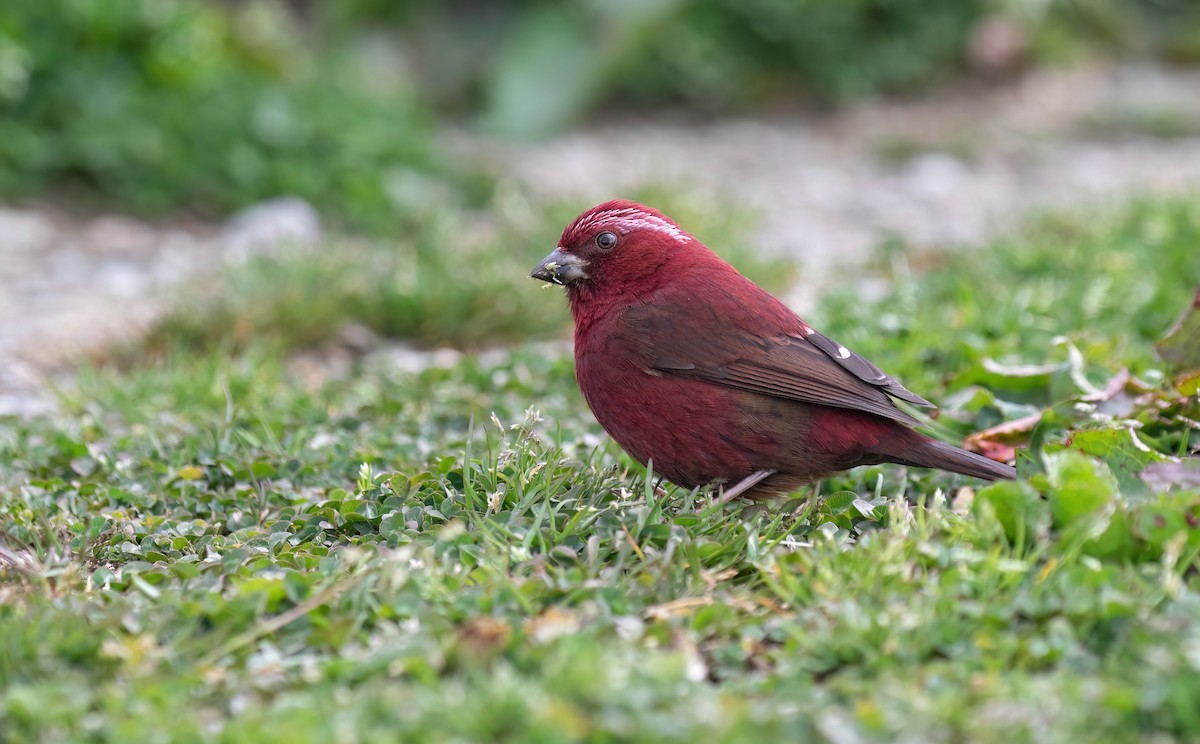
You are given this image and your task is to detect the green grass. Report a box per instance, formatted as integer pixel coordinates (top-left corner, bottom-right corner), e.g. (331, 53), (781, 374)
(0, 0), (467, 229)
(134, 188), (786, 356)
(2, 197), (1200, 742)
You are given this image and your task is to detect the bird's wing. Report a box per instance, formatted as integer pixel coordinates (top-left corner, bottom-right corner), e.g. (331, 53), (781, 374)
(622, 300), (932, 427)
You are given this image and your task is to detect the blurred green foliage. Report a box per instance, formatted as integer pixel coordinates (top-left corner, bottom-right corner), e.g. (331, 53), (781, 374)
(321, 0), (981, 136)
(321, 0), (1200, 136)
(1, 0), (1198, 219)
(0, 0), (457, 229)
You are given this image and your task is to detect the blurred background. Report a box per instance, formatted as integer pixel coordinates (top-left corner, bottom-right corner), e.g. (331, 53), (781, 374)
(2, 0), (1200, 413)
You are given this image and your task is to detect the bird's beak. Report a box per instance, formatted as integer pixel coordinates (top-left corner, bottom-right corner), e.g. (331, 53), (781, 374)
(529, 247), (589, 286)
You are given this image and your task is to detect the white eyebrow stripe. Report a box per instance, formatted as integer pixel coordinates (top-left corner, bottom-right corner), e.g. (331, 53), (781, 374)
(578, 207), (688, 243)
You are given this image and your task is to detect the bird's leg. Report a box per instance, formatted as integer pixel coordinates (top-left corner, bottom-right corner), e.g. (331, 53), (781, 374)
(715, 469), (777, 505)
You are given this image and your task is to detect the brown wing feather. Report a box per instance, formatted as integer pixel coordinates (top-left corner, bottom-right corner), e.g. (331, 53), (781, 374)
(623, 301), (929, 426)
(802, 329), (933, 408)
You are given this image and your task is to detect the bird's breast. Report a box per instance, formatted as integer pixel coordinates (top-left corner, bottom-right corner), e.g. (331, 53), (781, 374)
(573, 325), (786, 488)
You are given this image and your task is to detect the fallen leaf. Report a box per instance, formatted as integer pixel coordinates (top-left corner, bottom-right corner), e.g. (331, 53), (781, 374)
(1142, 459), (1200, 491)
(458, 616), (512, 654)
(1080, 368), (1131, 402)
(1156, 286), (1200, 393)
(964, 411), (1042, 460)
(524, 606), (580, 645)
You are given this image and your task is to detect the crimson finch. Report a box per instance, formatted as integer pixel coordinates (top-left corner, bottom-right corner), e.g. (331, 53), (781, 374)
(530, 200), (1016, 498)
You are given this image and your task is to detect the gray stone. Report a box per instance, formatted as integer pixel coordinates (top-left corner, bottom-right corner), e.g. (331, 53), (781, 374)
(222, 196), (322, 261)
(0, 207), (54, 254)
(82, 215), (159, 256)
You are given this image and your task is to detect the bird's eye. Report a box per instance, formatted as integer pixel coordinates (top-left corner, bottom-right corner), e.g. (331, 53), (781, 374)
(595, 231), (618, 251)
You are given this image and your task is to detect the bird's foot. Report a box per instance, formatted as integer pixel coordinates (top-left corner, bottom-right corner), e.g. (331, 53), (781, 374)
(715, 469), (777, 505)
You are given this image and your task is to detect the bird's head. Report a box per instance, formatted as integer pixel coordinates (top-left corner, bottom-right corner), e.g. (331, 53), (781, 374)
(529, 200), (698, 302)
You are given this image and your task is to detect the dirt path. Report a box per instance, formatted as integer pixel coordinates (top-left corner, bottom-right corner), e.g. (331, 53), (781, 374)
(489, 64), (1200, 309)
(3, 63), (1199, 416)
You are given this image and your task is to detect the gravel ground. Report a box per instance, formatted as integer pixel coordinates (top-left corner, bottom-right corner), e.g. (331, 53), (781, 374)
(3, 63), (1199, 416)
(488, 63), (1200, 309)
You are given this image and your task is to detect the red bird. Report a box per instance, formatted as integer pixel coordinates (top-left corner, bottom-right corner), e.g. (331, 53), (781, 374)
(530, 200), (1016, 498)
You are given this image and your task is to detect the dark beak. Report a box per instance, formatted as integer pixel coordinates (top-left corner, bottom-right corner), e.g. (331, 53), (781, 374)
(529, 247), (589, 286)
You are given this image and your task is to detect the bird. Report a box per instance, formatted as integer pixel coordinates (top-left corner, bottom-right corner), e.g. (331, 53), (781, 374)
(529, 200), (1017, 499)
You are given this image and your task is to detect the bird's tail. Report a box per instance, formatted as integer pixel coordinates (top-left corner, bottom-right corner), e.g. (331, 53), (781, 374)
(887, 436), (1017, 481)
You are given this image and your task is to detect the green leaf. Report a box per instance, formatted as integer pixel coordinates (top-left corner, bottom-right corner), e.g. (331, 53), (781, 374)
(822, 491), (857, 514)
(1043, 451), (1118, 526)
(1053, 427), (1170, 495)
(1134, 492), (1200, 555)
(1083, 507), (1137, 561)
(974, 480), (1047, 545)
(1156, 286), (1200, 379)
